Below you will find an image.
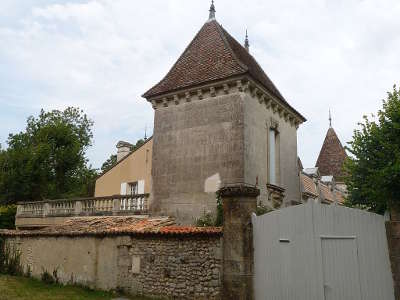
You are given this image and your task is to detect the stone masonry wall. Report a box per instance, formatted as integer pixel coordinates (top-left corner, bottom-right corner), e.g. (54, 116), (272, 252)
(117, 236), (222, 299)
(4, 234), (222, 299)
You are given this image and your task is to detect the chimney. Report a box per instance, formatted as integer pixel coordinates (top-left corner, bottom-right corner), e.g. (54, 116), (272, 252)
(116, 141), (132, 162)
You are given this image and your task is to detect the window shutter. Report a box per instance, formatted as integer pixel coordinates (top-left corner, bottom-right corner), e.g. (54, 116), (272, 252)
(138, 180), (145, 194)
(120, 182), (127, 195)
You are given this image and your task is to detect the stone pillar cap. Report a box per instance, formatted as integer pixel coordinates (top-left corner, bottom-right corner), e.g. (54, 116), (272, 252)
(217, 183), (260, 198)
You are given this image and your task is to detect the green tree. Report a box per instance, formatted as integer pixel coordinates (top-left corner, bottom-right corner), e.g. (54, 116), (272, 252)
(100, 138), (147, 174)
(345, 85), (400, 213)
(0, 107), (96, 204)
(131, 139), (145, 151)
(101, 154), (117, 173)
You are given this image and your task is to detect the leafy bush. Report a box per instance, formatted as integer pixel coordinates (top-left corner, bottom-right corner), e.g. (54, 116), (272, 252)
(196, 194), (224, 227)
(0, 205), (16, 229)
(256, 204), (272, 216)
(0, 237), (23, 275)
(41, 269), (55, 284)
(195, 213), (214, 227)
(214, 195), (223, 226)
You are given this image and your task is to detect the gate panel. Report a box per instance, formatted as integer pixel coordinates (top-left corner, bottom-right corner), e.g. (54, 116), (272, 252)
(321, 237), (361, 300)
(253, 201), (395, 300)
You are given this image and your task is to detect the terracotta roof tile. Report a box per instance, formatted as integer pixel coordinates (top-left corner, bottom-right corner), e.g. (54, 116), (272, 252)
(143, 20), (244, 98)
(334, 190), (346, 204)
(318, 183), (334, 202)
(0, 216), (222, 237)
(142, 20), (305, 121)
(316, 127), (347, 179)
(300, 173), (318, 197)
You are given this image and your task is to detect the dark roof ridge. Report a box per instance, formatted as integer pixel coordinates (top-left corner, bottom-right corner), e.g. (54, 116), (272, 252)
(141, 25), (202, 98)
(96, 136), (153, 180)
(213, 21), (248, 72)
(142, 20), (246, 99)
(142, 20), (239, 98)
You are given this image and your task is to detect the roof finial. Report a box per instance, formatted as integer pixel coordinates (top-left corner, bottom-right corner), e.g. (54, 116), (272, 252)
(208, 0), (216, 20)
(144, 125), (148, 140)
(329, 109), (332, 128)
(244, 29), (250, 52)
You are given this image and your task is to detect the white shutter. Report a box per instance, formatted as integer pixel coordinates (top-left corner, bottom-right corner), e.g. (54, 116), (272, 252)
(137, 180), (145, 194)
(120, 182), (127, 195)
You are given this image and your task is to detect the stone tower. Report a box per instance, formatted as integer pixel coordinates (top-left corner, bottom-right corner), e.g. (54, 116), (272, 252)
(143, 3), (306, 224)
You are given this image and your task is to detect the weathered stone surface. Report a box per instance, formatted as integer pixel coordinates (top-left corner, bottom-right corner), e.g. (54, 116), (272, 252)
(386, 221), (400, 299)
(220, 184), (258, 300)
(5, 235), (222, 300)
(151, 93), (245, 224)
(151, 86), (301, 224)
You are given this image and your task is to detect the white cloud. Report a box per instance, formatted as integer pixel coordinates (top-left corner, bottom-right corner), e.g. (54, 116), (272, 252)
(0, 0), (399, 169)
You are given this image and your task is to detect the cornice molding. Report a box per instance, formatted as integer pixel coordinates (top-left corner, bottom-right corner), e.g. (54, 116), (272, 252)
(147, 77), (305, 128)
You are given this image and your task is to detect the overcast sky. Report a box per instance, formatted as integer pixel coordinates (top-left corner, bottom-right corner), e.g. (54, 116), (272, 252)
(1, 0), (399, 169)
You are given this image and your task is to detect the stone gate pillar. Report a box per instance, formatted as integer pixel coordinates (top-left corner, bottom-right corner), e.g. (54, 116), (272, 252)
(386, 208), (400, 298)
(217, 184), (259, 300)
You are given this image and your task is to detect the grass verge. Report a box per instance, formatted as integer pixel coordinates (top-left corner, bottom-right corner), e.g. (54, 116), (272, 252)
(0, 274), (152, 300)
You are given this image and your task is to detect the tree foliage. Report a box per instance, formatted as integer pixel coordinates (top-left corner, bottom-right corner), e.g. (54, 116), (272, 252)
(100, 154), (117, 173)
(0, 206), (16, 229)
(345, 85), (400, 213)
(0, 107), (97, 204)
(100, 139), (147, 174)
(131, 139), (145, 151)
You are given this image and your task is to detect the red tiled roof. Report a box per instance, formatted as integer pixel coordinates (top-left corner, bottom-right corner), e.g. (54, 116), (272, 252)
(142, 20), (305, 121)
(300, 173), (318, 197)
(318, 183), (334, 202)
(159, 226), (222, 235)
(334, 190), (346, 204)
(0, 216), (222, 237)
(316, 127), (348, 179)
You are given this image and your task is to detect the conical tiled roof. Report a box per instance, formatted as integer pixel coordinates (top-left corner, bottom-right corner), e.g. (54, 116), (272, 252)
(315, 127), (347, 179)
(142, 20), (304, 119)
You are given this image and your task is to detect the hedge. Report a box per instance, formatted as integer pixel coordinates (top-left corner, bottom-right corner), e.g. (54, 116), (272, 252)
(0, 206), (16, 229)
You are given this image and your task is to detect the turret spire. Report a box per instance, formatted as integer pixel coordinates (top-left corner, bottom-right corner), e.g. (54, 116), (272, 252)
(244, 29), (250, 52)
(208, 0), (216, 20)
(329, 109), (332, 128)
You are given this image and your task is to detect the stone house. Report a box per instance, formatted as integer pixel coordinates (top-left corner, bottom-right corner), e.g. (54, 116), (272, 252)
(96, 3), (306, 224)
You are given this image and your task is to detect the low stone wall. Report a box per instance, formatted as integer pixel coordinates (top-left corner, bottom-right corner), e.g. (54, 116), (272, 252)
(4, 234), (222, 299)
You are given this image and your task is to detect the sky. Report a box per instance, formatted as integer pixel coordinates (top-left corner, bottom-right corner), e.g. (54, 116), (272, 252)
(0, 0), (399, 169)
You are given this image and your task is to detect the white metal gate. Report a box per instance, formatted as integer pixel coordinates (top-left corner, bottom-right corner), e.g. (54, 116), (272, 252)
(252, 201), (395, 300)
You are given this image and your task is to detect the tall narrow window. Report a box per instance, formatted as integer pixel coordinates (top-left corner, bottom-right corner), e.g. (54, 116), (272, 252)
(129, 182), (138, 195)
(269, 128), (276, 185)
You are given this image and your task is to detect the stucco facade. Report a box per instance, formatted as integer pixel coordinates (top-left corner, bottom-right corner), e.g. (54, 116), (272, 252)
(95, 138), (153, 197)
(149, 79), (302, 224)
(243, 91), (301, 206)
